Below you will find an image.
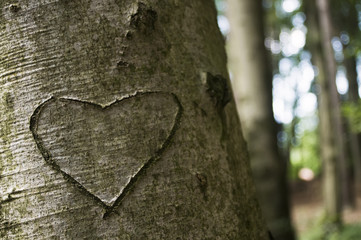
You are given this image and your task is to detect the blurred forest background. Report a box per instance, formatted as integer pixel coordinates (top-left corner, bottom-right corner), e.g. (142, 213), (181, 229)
(215, 0), (361, 239)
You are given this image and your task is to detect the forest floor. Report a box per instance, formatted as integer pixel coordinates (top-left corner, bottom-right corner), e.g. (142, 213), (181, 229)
(291, 178), (361, 238)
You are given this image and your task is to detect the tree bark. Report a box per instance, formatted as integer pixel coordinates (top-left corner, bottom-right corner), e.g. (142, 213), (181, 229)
(227, 1), (295, 240)
(345, 56), (361, 196)
(304, 0), (342, 233)
(0, 0), (267, 239)
(342, 1), (361, 195)
(333, 0), (361, 209)
(314, 0), (344, 228)
(345, 57), (360, 101)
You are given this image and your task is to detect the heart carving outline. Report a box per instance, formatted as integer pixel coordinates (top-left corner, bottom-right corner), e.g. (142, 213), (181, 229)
(29, 92), (182, 218)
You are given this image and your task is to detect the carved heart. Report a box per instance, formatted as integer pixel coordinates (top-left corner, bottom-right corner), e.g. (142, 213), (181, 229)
(30, 92), (181, 213)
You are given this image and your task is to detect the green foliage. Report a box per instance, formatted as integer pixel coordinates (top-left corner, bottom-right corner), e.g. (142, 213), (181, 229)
(289, 128), (321, 179)
(342, 100), (361, 133)
(335, 224), (361, 240)
(300, 223), (361, 240)
(300, 225), (323, 240)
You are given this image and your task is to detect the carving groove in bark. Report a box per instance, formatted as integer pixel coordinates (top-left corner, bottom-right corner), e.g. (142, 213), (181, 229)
(29, 92), (183, 219)
(205, 72), (231, 110)
(9, 4), (21, 13)
(205, 72), (231, 145)
(195, 172), (208, 201)
(130, 2), (158, 35)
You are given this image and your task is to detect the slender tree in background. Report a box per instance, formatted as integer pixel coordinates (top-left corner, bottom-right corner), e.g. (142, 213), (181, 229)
(330, 0), (361, 104)
(323, 0), (361, 210)
(227, 1), (295, 239)
(0, 0), (268, 239)
(336, 0), (361, 200)
(345, 49), (361, 198)
(305, 0), (345, 232)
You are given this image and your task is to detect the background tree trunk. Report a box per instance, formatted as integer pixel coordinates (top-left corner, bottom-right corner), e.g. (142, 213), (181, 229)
(332, 0), (361, 209)
(304, 0), (342, 233)
(0, 0), (267, 239)
(315, 0), (344, 230)
(340, 1), (361, 199)
(227, 1), (295, 239)
(345, 56), (361, 197)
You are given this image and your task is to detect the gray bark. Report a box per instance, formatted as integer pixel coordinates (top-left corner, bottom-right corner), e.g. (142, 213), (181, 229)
(227, 1), (295, 240)
(305, 0), (342, 233)
(315, 0), (343, 227)
(333, 0), (360, 209)
(0, 0), (267, 239)
(340, 0), (361, 204)
(345, 56), (361, 197)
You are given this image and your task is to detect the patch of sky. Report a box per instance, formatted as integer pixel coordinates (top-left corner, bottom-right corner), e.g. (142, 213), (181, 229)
(295, 93), (317, 118)
(217, 15), (230, 35)
(332, 37), (344, 62)
(265, 37), (282, 54)
(340, 32), (350, 45)
(274, 58), (316, 124)
(273, 73), (297, 124)
(279, 27), (306, 56)
(336, 66), (349, 95)
(282, 0), (300, 13)
(292, 12), (306, 27)
(357, 56), (361, 96)
(279, 58), (294, 76)
(215, 0), (227, 14)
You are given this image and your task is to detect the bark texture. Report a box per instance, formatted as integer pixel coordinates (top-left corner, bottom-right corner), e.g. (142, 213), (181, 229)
(0, 0), (267, 239)
(227, 1), (295, 240)
(345, 56), (361, 197)
(333, 0), (361, 209)
(340, 2), (361, 200)
(308, 0), (343, 228)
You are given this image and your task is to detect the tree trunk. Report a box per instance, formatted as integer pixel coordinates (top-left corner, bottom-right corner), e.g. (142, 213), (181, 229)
(227, 1), (295, 240)
(314, 0), (344, 229)
(345, 57), (360, 102)
(341, 0), (361, 200)
(345, 56), (361, 196)
(304, 0), (342, 234)
(334, 0), (361, 208)
(0, 1), (267, 239)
